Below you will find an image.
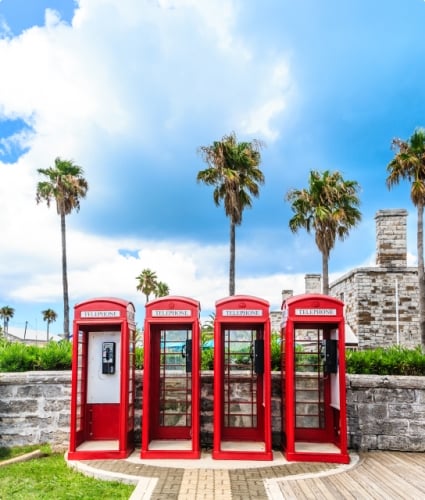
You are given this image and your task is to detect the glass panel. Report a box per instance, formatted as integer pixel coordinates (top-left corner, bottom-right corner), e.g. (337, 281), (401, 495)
(159, 328), (191, 428)
(294, 327), (325, 429)
(223, 328), (260, 429)
(75, 331), (86, 432)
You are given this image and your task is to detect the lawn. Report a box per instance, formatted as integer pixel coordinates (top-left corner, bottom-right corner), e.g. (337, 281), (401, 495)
(0, 445), (134, 500)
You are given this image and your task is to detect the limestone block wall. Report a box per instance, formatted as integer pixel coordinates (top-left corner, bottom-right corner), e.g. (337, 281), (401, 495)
(0, 371), (72, 449)
(346, 375), (425, 451)
(1, 371), (425, 453)
(330, 267), (419, 349)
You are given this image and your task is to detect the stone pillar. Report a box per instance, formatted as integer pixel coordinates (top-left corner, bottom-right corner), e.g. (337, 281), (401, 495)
(375, 209), (407, 267)
(281, 289), (293, 301)
(305, 274), (321, 294)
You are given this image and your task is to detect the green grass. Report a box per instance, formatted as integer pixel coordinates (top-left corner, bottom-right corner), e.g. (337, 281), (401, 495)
(0, 446), (134, 500)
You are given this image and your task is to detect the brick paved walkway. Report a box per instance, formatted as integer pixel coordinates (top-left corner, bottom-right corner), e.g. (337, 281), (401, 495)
(68, 451), (425, 499)
(68, 451), (354, 499)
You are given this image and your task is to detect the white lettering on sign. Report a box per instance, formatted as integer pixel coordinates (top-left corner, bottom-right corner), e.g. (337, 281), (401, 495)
(295, 308), (337, 316)
(222, 309), (263, 317)
(152, 310), (192, 317)
(81, 310), (121, 318)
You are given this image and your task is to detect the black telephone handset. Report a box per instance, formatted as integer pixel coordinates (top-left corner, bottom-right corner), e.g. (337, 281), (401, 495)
(102, 342), (116, 374)
(320, 339), (338, 374)
(254, 339), (264, 374)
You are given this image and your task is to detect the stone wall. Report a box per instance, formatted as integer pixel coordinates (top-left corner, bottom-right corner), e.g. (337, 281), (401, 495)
(1, 371), (425, 453)
(331, 267), (419, 349)
(0, 371), (72, 449)
(346, 374), (425, 451)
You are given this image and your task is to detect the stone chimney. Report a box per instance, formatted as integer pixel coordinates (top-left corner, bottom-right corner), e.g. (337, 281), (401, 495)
(305, 274), (321, 294)
(375, 209), (407, 268)
(281, 289), (293, 302)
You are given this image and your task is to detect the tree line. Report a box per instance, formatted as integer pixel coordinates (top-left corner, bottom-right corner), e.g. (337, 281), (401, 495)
(0, 306), (58, 341)
(3, 128), (422, 350)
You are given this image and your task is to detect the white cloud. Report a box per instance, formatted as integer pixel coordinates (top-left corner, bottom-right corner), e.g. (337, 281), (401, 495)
(239, 60), (293, 141)
(0, 0), (306, 329)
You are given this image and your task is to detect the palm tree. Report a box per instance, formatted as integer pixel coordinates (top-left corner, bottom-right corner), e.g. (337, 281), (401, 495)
(386, 127), (425, 352)
(42, 308), (58, 342)
(155, 281), (170, 298)
(136, 268), (158, 303)
(285, 170), (362, 295)
(0, 305), (15, 337)
(36, 157), (89, 340)
(197, 132), (265, 295)
(201, 313), (215, 346)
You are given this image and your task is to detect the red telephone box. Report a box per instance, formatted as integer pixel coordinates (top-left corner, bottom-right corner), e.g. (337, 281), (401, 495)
(141, 296), (201, 459)
(68, 297), (136, 460)
(213, 295), (273, 461)
(281, 294), (349, 464)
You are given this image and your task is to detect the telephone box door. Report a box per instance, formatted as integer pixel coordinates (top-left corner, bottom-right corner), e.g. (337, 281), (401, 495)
(213, 295), (272, 461)
(222, 326), (264, 442)
(151, 326), (193, 440)
(281, 293), (349, 464)
(141, 296), (201, 459)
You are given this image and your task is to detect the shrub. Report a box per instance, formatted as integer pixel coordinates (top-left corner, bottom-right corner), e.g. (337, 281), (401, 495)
(135, 346), (144, 369)
(0, 341), (38, 372)
(271, 333), (281, 371)
(36, 341), (72, 370)
(201, 346), (214, 370)
(346, 345), (425, 375)
(0, 340), (72, 372)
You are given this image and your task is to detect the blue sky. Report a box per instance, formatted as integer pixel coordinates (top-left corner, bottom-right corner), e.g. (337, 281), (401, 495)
(0, 0), (424, 338)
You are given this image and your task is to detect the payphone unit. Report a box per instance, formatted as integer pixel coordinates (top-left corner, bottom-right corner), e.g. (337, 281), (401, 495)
(102, 341), (116, 374)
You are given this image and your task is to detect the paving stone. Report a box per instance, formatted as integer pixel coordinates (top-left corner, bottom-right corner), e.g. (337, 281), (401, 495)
(78, 452), (348, 499)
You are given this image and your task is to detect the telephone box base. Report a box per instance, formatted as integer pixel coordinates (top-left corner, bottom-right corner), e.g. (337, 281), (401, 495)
(140, 450), (201, 460)
(212, 450), (273, 461)
(67, 447), (134, 461)
(284, 450), (350, 464)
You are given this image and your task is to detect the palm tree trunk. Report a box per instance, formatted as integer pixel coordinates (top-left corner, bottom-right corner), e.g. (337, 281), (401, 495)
(322, 251), (329, 295)
(61, 212), (70, 340)
(417, 204), (425, 352)
(229, 221), (236, 296)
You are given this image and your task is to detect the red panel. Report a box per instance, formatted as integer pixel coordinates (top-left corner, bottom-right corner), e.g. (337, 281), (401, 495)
(87, 404), (119, 439)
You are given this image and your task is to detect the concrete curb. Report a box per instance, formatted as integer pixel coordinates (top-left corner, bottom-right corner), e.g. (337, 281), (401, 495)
(0, 449), (44, 467)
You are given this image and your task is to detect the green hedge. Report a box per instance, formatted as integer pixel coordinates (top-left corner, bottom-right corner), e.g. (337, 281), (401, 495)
(1, 338), (424, 375)
(0, 340), (145, 372)
(0, 340), (73, 372)
(346, 345), (425, 375)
